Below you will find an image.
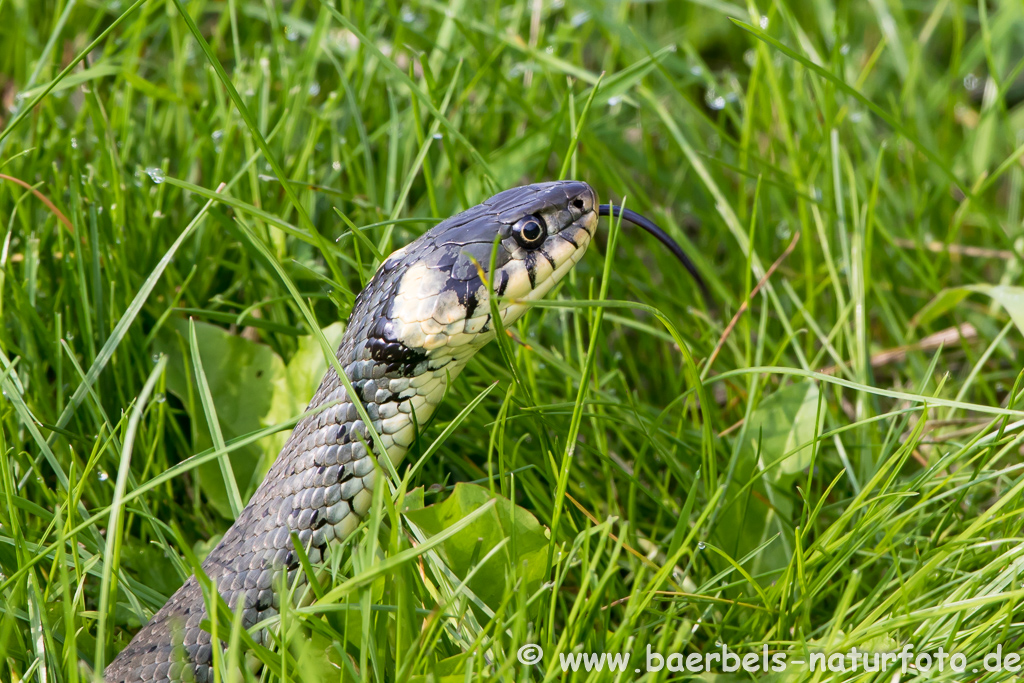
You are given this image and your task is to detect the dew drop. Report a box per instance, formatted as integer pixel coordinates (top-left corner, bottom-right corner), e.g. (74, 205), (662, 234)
(70, 137), (78, 149)
(155, 393), (166, 404)
(308, 82), (321, 97)
(98, 471), (109, 482)
(432, 132), (443, 140)
(697, 541), (706, 550)
(964, 73), (979, 91)
(332, 160), (342, 171)
(759, 15), (769, 29)
(704, 88), (726, 110)
(145, 167), (165, 184)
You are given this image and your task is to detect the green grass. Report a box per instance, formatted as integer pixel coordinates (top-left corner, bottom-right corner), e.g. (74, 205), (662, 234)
(3, 0), (1024, 681)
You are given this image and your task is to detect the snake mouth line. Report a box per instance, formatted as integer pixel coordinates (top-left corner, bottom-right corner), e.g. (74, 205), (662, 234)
(598, 204), (710, 305)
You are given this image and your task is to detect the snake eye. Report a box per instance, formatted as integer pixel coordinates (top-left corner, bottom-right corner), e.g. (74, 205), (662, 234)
(512, 215), (546, 250)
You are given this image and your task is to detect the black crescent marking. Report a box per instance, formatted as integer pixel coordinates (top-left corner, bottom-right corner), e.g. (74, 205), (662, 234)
(367, 317), (429, 375)
(539, 247), (557, 272)
(464, 287), (480, 320)
(525, 252), (538, 289)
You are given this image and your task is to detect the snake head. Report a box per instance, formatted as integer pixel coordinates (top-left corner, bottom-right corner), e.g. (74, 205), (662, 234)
(366, 181), (597, 361)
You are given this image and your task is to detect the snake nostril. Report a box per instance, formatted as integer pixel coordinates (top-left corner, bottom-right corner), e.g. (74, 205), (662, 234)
(572, 197), (585, 210)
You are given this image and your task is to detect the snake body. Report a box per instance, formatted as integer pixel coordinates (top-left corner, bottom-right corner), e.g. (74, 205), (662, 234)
(105, 181), (598, 682)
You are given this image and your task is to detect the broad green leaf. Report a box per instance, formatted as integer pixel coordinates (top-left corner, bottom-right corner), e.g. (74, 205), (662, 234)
(747, 381), (822, 479)
(403, 483), (549, 609)
(156, 319), (284, 519)
(968, 285), (1024, 337)
(401, 486), (425, 513)
(259, 322), (346, 471)
(716, 381), (822, 578)
(293, 629), (345, 680)
(910, 287), (971, 329)
(915, 285), (1024, 339)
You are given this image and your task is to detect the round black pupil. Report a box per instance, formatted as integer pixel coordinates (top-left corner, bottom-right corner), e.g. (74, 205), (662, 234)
(521, 221), (542, 241)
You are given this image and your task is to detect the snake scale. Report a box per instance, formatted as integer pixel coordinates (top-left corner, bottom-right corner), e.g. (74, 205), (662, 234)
(104, 180), (701, 682)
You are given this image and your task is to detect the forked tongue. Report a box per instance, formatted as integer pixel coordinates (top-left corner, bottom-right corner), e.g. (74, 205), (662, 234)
(598, 204), (710, 304)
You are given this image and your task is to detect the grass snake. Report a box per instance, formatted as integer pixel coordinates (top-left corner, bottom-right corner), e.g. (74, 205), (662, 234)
(104, 181), (704, 682)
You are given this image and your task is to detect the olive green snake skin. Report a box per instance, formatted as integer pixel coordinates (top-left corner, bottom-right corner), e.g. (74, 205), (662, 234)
(104, 181), (600, 682)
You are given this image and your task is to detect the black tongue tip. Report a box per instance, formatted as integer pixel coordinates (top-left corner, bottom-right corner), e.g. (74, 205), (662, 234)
(598, 204), (711, 306)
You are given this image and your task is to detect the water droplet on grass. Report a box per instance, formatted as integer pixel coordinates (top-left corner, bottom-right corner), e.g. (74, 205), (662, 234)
(570, 11), (590, 27)
(146, 167), (165, 184)
(704, 89), (726, 110)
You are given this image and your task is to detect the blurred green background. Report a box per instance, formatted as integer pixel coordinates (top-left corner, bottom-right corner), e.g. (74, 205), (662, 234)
(2, 0), (1024, 681)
